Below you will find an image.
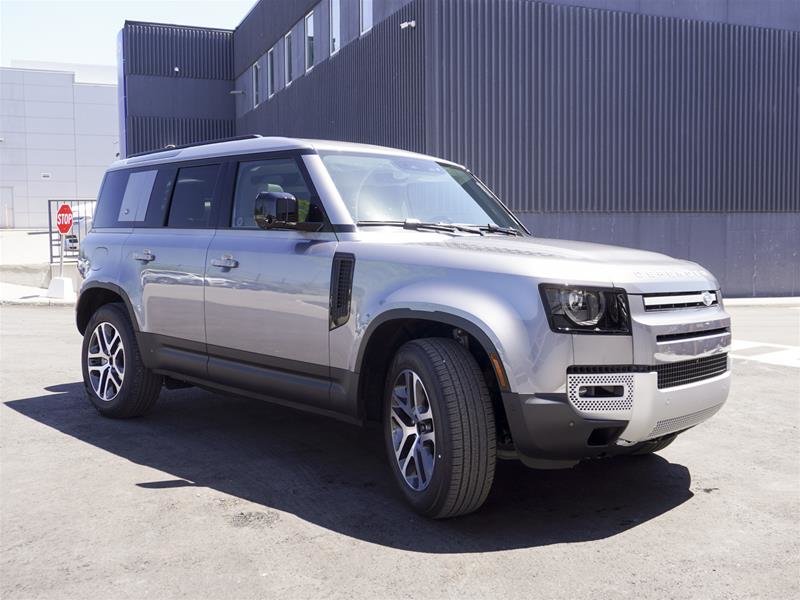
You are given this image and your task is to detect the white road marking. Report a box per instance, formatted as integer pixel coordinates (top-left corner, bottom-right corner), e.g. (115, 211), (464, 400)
(730, 339), (800, 369)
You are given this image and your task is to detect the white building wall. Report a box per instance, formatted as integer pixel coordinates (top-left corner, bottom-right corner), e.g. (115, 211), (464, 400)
(0, 68), (118, 228)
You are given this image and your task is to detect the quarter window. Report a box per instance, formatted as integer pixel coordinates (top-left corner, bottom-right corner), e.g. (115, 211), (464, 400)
(232, 158), (324, 229)
(285, 31), (294, 84)
(167, 164), (220, 228)
(305, 12), (314, 71)
(330, 0), (341, 54)
(94, 168), (173, 228)
(360, 0), (373, 34)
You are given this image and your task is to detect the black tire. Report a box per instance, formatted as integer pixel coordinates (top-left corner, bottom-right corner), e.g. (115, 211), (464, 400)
(629, 433), (678, 455)
(81, 303), (161, 418)
(383, 338), (496, 519)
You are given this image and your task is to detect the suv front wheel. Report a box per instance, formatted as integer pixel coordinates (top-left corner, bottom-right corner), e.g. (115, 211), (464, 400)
(384, 338), (496, 519)
(81, 303), (161, 418)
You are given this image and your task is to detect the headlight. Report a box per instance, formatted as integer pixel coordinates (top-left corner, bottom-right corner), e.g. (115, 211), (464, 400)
(540, 285), (630, 334)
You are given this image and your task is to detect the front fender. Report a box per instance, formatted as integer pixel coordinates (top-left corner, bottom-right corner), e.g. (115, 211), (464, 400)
(331, 273), (572, 394)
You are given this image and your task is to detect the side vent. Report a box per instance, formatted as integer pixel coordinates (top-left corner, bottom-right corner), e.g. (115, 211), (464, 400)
(330, 253), (355, 329)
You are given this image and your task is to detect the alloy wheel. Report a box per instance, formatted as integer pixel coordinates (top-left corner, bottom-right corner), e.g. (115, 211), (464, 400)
(87, 322), (125, 401)
(390, 369), (436, 491)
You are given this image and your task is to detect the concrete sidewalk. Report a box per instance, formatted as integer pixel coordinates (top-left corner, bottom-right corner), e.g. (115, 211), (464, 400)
(0, 281), (75, 306)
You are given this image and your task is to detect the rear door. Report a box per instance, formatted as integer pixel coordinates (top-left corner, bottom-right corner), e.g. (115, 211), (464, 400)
(122, 161), (222, 378)
(204, 153), (339, 410)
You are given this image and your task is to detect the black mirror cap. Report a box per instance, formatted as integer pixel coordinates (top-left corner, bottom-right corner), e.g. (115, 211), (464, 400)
(254, 191), (299, 229)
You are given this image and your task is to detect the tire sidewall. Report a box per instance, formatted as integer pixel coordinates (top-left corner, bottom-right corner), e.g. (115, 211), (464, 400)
(81, 304), (138, 415)
(383, 342), (455, 515)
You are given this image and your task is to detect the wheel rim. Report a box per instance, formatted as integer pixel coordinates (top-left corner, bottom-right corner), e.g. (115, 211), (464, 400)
(390, 369), (436, 491)
(87, 322), (125, 401)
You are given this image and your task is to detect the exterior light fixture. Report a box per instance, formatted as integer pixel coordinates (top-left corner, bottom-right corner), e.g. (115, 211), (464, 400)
(400, 20), (416, 29)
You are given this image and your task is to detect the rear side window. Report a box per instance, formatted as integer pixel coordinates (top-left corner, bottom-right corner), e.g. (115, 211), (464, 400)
(167, 165), (220, 228)
(93, 170), (130, 228)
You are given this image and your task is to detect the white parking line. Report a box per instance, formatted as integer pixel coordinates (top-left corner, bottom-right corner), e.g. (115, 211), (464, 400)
(730, 339), (800, 369)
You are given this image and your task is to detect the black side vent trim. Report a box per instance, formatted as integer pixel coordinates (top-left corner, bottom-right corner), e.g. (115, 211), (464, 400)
(330, 253), (355, 330)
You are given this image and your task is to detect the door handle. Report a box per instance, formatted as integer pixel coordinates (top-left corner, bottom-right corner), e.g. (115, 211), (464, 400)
(133, 250), (155, 262)
(211, 255), (239, 269)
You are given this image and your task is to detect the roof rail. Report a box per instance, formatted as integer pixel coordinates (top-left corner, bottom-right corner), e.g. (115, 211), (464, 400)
(127, 134), (263, 158)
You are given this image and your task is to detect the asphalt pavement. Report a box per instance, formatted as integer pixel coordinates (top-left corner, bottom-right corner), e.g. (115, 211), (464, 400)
(1, 304), (798, 599)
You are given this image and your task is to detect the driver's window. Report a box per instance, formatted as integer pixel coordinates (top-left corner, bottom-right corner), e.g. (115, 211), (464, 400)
(231, 157), (324, 228)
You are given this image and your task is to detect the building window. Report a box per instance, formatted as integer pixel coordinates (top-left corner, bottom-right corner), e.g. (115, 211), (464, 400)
(267, 48), (275, 97)
(252, 62), (261, 107)
(305, 12), (314, 72)
(360, 0), (373, 34)
(330, 0), (341, 54)
(285, 31), (294, 85)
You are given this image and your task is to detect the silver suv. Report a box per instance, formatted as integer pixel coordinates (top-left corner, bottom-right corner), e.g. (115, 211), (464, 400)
(77, 136), (731, 518)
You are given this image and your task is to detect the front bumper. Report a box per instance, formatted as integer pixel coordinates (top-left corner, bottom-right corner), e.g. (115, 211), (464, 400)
(503, 358), (730, 469)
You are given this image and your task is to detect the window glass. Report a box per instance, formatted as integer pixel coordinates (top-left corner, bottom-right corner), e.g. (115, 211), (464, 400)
(267, 49), (275, 96)
(141, 168), (176, 227)
(330, 0), (340, 54)
(252, 63), (261, 107)
(360, 0), (373, 33)
(232, 158), (324, 229)
(93, 170), (130, 228)
(319, 152), (519, 228)
(167, 164), (220, 228)
(285, 32), (294, 84)
(305, 13), (314, 71)
(118, 170), (157, 222)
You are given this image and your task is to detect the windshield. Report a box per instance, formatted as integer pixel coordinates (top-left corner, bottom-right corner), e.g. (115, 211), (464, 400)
(318, 151), (522, 230)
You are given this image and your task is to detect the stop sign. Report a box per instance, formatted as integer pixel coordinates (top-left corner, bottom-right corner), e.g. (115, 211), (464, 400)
(56, 204), (73, 234)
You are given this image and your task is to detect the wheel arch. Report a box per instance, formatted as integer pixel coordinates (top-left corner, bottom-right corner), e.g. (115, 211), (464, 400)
(354, 309), (511, 432)
(76, 282), (139, 335)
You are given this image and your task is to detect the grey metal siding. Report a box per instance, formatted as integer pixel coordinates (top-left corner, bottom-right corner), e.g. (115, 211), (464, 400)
(236, 3), (427, 153)
(121, 21), (236, 155)
(124, 21), (234, 80)
(234, 0), (319, 77)
(427, 0), (800, 213)
(126, 116), (234, 155)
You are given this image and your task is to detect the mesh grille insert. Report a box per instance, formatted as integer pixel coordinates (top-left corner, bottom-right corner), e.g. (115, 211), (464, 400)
(655, 354), (728, 389)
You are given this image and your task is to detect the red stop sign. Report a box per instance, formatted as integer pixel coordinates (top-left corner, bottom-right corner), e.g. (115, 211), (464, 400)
(56, 204), (73, 234)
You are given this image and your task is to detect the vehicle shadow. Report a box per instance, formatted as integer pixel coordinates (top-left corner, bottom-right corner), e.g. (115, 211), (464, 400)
(6, 382), (694, 553)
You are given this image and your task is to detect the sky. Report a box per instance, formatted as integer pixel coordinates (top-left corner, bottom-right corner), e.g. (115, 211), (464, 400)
(0, 0), (254, 82)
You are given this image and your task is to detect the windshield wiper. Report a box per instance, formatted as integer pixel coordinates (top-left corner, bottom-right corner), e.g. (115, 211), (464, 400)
(475, 223), (522, 236)
(357, 220), (484, 235)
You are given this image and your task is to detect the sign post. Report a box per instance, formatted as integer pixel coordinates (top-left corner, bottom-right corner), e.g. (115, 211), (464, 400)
(47, 203), (76, 300)
(55, 204), (73, 277)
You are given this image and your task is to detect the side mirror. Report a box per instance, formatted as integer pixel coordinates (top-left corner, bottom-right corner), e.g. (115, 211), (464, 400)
(254, 191), (298, 230)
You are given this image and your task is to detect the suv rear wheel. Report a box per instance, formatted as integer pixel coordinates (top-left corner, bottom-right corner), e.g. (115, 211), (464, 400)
(81, 303), (161, 418)
(383, 338), (496, 519)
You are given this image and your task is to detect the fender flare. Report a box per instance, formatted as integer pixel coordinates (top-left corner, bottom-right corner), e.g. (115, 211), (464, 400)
(75, 281), (140, 335)
(354, 308), (507, 384)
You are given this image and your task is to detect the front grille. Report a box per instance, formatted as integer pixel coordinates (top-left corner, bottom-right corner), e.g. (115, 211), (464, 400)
(643, 291), (718, 311)
(655, 353), (728, 389)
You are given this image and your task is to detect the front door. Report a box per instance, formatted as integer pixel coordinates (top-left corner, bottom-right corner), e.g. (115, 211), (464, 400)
(204, 155), (338, 410)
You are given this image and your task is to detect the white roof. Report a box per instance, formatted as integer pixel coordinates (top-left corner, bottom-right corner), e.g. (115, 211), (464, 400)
(111, 136), (460, 170)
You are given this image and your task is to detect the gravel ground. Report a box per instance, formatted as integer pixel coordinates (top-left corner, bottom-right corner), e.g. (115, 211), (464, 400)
(1, 304), (798, 600)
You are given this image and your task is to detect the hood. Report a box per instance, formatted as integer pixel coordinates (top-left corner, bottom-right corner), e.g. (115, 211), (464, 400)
(353, 231), (719, 294)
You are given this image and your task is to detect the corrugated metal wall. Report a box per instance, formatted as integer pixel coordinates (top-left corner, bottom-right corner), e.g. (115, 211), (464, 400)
(122, 21), (236, 155)
(124, 21), (234, 80)
(236, 3), (427, 153)
(126, 116), (234, 155)
(426, 0), (800, 213)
